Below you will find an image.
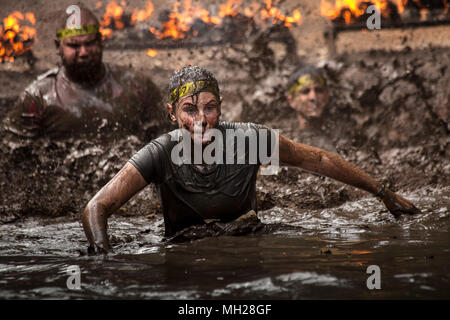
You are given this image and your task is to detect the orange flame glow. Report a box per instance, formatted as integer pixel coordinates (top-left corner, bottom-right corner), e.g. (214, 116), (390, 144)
(395, 0), (409, 14)
(98, 0), (302, 41)
(319, 0), (435, 24)
(0, 11), (37, 63)
(146, 48), (157, 56)
(131, 1), (154, 24)
(218, 0), (241, 18)
(320, 0), (413, 24)
(259, 0), (303, 27)
(100, 0), (126, 38)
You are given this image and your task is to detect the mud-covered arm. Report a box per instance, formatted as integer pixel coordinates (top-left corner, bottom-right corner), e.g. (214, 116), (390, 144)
(278, 134), (421, 217)
(81, 162), (148, 254)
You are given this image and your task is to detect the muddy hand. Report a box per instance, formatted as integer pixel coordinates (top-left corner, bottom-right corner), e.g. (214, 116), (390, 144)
(381, 189), (421, 218)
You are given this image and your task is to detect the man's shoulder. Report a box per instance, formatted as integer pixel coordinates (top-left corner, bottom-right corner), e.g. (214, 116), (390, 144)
(23, 67), (59, 96)
(36, 67), (59, 81)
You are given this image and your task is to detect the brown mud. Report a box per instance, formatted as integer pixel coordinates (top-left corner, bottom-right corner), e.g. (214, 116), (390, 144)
(2, 45), (448, 223)
(0, 43), (450, 222)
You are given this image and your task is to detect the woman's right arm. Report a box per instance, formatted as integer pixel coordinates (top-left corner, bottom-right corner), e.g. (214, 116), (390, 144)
(81, 162), (148, 254)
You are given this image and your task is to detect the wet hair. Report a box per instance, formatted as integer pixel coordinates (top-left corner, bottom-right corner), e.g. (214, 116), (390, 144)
(168, 65), (220, 106)
(287, 66), (327, 93)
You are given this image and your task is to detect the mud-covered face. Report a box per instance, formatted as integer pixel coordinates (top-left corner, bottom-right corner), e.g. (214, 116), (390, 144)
(168, 91), (221, 146)
(59, 33), (103, 82)
(289, 84), (329, 119)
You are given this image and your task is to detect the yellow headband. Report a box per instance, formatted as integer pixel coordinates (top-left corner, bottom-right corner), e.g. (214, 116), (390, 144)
(169, 80), (220, 105)
(56, 24), (100, 41)
(288, 74), (325, 95)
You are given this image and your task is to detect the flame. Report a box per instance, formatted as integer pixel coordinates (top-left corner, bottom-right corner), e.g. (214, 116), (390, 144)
(215, 0), (302, 27)
(150, 0), (218, 40)
(25, 13), (36, 25)
(256, 0), (303, 27)
(395, 0), (409, 14)
(146, 48), (157, 56)
(131, 1), (154, 23)
(98, 0), (302, 41)
(218, 0), (241, 18)
(320, 0), (366, 23)
(320, 0), (437, 24)
(0, 11), (37, 63)
(100, 0), (126, 37)
(99, 1), (125, 38)
(99, 26), (113, 39)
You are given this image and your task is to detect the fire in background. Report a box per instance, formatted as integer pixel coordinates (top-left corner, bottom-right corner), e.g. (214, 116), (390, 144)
(96, 0), (302, 56)
(1, 0), (302, 62)
(0, 11), (37, 63)
(320, 0), (449, 25)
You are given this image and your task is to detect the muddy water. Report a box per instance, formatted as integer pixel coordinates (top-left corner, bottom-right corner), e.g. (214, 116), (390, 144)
(1, 186), (448, 299)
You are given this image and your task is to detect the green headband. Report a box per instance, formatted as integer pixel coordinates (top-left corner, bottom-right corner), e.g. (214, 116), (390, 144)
(56, 24), (100, 41)
(288, 74), (326, 95)
(169, 80), (220, 105)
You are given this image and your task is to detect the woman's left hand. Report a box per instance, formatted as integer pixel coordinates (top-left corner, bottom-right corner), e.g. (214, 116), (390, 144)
(381, 189), (421, 218)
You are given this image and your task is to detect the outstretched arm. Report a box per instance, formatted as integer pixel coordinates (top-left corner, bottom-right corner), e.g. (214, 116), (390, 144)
(81, 162), (148, 254)
(278, 134), (420, 217)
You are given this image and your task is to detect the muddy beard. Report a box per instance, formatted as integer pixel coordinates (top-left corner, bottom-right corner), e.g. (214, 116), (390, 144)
(62, 59), (105, 86)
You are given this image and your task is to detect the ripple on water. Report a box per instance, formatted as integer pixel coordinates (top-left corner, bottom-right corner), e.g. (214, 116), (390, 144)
(0, 187), (448, 299)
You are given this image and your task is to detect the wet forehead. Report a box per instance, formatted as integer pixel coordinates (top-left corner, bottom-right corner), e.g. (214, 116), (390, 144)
(298, 83), (327, 92)
(178, 91), (219, 106)
(62, 33), (99, 45)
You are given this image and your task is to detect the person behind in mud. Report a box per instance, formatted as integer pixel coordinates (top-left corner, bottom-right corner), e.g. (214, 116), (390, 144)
(286, 66), (330, 130)
(81, 65), (421, 254)
(284, 65), (343, 153)
(2, 6), (168, 141)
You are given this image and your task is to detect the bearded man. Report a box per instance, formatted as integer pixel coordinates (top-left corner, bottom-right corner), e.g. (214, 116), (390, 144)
(3, 6), (168, 141)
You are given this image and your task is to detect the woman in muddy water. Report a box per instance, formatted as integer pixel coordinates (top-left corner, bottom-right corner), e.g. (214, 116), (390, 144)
(81, 65), (421, 254)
